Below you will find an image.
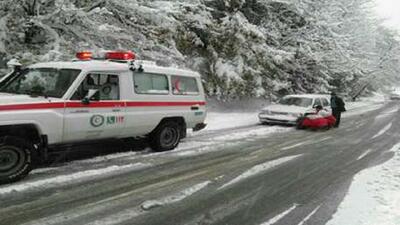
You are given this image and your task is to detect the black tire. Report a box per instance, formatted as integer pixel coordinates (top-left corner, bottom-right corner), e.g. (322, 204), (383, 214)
(150, 121), (181, 152)
(0, 136), (34, 184)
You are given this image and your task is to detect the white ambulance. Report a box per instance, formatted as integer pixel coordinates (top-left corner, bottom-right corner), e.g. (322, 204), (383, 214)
(0, 51), (207, 184)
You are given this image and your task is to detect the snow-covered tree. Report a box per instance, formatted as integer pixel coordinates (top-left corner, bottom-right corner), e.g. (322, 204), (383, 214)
(0, 0), (398, 99)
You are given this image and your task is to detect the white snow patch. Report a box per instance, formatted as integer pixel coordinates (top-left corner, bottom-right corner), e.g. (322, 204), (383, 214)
(372, 122), (392, 139)
(219, 155), (302, 190)
(375, 107), (398, 120)
(260, 204), (298, 225)
(327, 142), (400, 225)
(0, 163), (151, 195)
(78, 151), (140, 164)
(297, 205), (322, 225)
(141, 181), (211, 210)
(203, 112), (259, 131)
(85, 209), (143, 225)
(30, 167), (59, 175)
(357, 149), (372, 161)
(281, 141), (308, 151)
(343, 93), (386, 118)
(213, 126), (290, 142)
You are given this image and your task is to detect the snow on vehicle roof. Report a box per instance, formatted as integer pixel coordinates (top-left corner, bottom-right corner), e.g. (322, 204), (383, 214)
(29, 60), (201, 77)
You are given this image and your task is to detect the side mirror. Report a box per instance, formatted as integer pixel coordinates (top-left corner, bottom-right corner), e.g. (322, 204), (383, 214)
(7, 59), (23, 73)
(7, 59), (22, 68)
(82, 89), (98, 105)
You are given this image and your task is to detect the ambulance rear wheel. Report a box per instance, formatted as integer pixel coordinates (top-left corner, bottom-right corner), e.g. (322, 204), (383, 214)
(0, 136), (33, 184)
(150, 121), (181, 152)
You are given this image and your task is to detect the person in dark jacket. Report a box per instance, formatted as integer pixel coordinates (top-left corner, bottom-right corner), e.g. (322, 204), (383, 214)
(330, 92), (346, 128)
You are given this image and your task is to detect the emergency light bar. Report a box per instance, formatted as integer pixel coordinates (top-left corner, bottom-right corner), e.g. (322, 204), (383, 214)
(75, 51), (136, 61)
(106, 51), (135, 60)
(76, 52), (93, 60)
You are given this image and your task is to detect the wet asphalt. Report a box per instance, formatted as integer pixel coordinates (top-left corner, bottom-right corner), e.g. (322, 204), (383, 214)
(0, 100), (397, 225)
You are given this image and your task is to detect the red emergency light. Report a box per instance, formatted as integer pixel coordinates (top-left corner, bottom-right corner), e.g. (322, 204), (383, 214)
(106, 51), (135, 61)
(76, 51), (93, 60)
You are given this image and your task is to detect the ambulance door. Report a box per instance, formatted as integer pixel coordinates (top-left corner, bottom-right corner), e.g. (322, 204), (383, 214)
(63, 73), (126, 142)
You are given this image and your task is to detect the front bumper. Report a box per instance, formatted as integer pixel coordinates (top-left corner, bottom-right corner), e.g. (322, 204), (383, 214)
(258, 113), (298, 125)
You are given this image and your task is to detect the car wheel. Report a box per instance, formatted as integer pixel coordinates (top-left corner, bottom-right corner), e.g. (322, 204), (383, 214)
(150, 121), (181, 152)
(0, 136), (34, 184)
(296, 118), (306, 130)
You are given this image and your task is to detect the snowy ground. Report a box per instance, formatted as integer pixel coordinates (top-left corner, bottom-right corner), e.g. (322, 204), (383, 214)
(1, 93), (397, 225)
(343, 93), (386, 118)
(0, 94), (386, 196)
(326, 143), (400, 225)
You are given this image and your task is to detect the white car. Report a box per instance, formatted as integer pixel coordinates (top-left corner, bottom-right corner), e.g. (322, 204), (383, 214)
(259, 94), (331, 125)
(0, 51), (207, 184)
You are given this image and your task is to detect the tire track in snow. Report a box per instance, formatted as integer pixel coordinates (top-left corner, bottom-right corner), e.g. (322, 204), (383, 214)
(141, 180), (211, 210)
(297, 205), (322, 225)
(219, 154), (302, 190)
(372, 122), (392, 139)
(281, 141), (310, 151)
(0, 163), (152, 195)
(357, 149), (372, 160)
(84, 181), (211, 225)
(260, 204), (298, 225)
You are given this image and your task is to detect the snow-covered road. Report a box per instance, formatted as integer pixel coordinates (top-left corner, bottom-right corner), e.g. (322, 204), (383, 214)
(0, 95), (395, 225)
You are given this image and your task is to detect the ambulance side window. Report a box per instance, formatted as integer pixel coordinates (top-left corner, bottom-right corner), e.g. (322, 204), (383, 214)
(71, 74), (120, 100)
(133, 73), (169, 95)
(171, 76), (199, 95)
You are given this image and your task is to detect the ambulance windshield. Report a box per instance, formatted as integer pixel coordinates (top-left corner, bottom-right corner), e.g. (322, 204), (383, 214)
(0, 68), (81, 98)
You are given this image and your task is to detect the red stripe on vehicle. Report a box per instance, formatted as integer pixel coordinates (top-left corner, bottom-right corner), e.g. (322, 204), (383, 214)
(0, 102), (65, 111)
(0, 101), (206, 111)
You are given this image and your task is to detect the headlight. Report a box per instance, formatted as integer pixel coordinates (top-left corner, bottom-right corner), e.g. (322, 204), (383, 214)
(262, 110), (271, 115)
(290, 113), (303, 117)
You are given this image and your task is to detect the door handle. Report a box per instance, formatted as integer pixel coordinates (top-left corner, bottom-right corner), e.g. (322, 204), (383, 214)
(191, 106), (199, 110)
(112, 109), (121, 112)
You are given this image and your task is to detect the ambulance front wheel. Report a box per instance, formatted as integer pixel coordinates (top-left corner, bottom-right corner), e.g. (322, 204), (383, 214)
(0, 136), (34, 184)
(150, 121), (181, 152)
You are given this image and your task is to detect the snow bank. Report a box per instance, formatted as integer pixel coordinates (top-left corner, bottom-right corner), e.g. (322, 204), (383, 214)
(343, 93), (386, 118)
(327, 142), (400, 225)
(219, 155), (302, 190)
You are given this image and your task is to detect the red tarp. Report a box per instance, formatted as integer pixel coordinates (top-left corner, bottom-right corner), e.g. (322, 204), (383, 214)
(301, 115), (336, 129)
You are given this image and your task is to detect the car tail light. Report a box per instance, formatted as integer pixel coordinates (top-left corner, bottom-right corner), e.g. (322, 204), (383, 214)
(76, 52), (92, 60)
(106, 51), (135, 60)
